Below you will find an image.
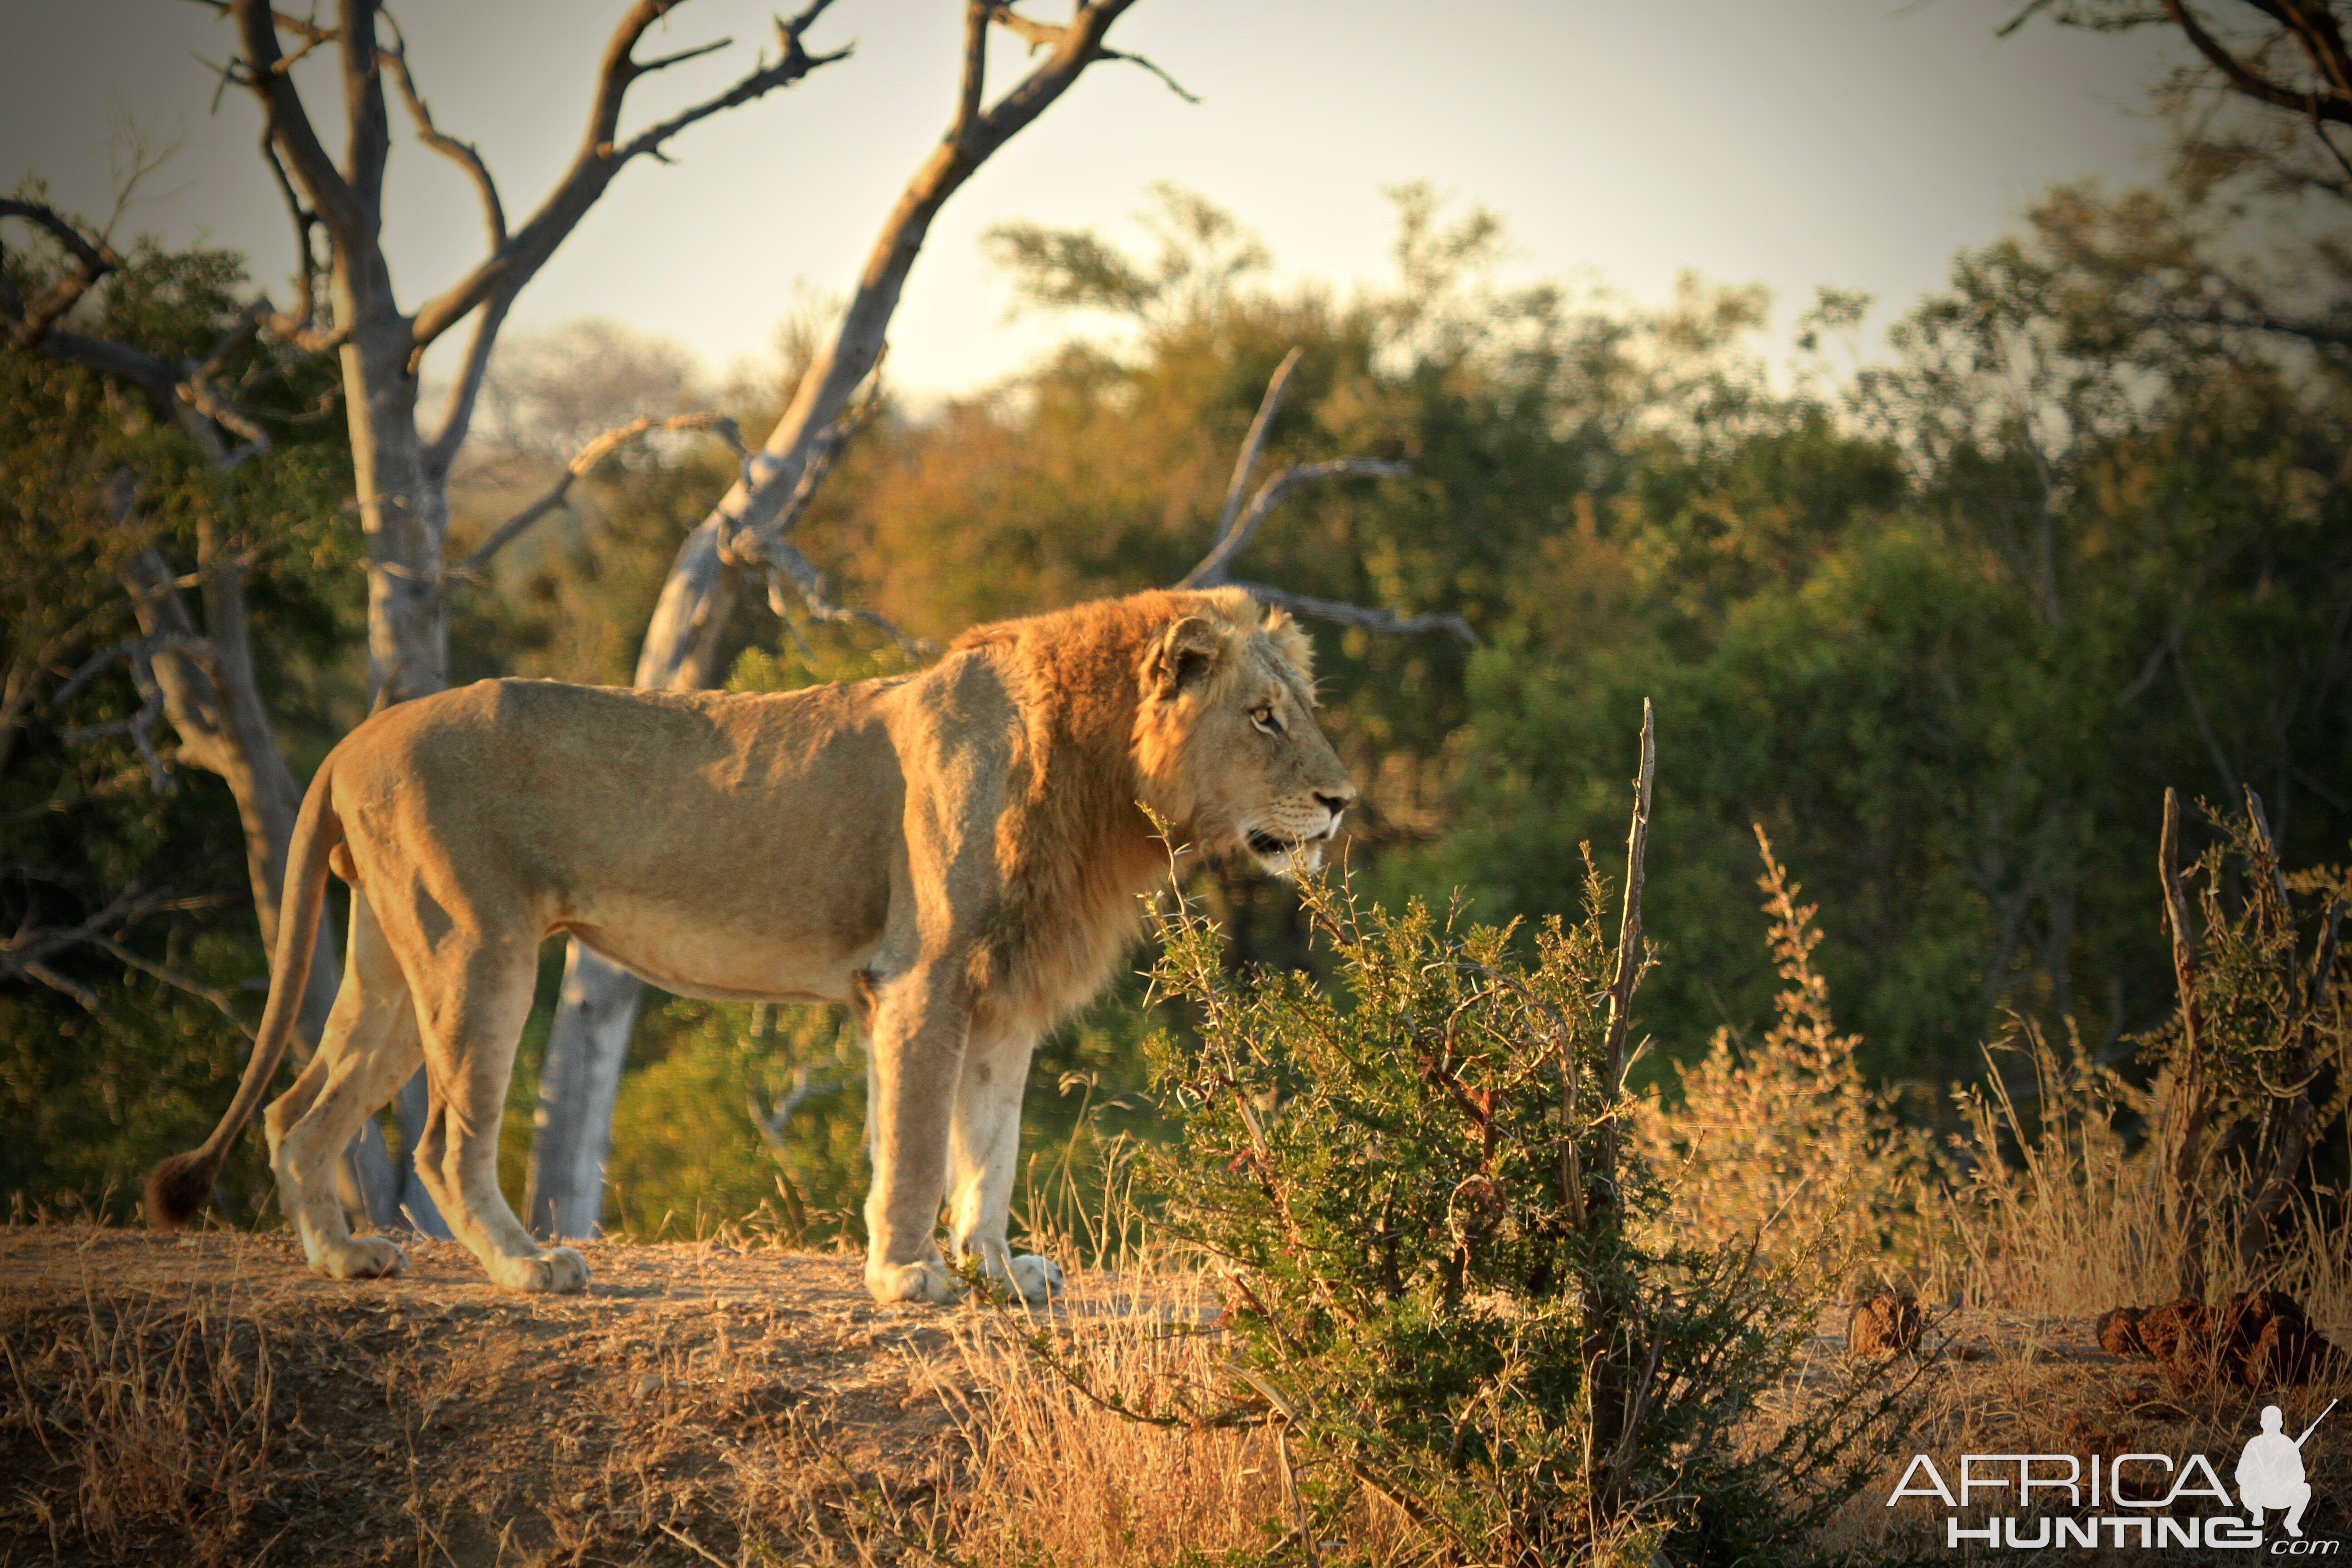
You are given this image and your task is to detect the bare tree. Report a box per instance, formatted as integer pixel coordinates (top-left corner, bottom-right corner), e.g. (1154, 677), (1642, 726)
(0, 215), (402, 1221)
(7, 0), (847, 1230)
(527, 0), (1196, 1239)
(2003, 1), (2352, 374)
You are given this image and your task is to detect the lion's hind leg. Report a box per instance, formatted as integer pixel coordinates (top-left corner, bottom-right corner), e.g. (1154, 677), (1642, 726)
(267, 891), (419, 1282)
(404, 930), (588, 1295)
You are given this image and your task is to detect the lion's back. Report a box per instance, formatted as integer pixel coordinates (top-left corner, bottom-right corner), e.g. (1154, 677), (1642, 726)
(328, 677), (912, 913)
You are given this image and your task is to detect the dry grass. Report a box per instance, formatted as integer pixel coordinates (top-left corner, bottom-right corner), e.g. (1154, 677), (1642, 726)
(7, 833), (2345, 1565)
(923, 1263), (1421, 1568)
(1631, 829), (1948, 1284)
(3, 1289), (277, 1563)
(1948, 1018), (2352, 1326)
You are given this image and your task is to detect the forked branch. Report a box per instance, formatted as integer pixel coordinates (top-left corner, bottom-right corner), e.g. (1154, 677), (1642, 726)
(409, 0), (848, 358)
(448, 412), (753, 585)
(1176, 347), (1473, 643)
(415, 0), (848, 470)
(0, 198), (121, 345)
(0, 877), (245, 1035)
(988, 3), (1198, 102)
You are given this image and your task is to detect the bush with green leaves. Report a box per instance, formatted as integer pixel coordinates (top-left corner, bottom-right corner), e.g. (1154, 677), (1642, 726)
(1121, 851), (1904, 1566)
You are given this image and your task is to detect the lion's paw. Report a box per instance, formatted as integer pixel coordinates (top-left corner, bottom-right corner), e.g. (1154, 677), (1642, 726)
(314, 1235), (406, 1281)
(1005, 1253), (1064, 1304)
(867, 1257), (957, 1305)
(491, 1246), (590, 1295)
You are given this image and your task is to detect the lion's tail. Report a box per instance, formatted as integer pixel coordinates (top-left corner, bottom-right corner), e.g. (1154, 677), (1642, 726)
(144, 758), (344, 1230)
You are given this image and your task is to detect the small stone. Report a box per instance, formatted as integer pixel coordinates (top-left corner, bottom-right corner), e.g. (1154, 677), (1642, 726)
(634, 1373), (666, 1400)
(2096, 1305), (2149, 1358)
(1846, 1290), (1923, 1355)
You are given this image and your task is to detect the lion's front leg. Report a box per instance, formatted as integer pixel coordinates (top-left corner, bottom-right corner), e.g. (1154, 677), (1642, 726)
(861, 968), (968, 1305)
(947, 1020), (1062, 1305)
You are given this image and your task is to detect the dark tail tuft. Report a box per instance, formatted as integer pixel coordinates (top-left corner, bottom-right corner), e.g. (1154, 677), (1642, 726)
(144, 1150), (218, 1230)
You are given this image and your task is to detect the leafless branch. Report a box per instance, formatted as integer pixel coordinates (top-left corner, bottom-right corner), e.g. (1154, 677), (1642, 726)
(745, 1063), (847, 1154)
(955, 0), (990, 142)
(636, 36), (734, 76)
(381, 11), (505, 250)
(1227, 583), (1477, 645)
(1597, 701), (1656, 1186)
(0, 878), (238, 1027)
(89, 933), (257, 1039)
(0, 198), (122, 346)
(761, 540), (936, 661)
(708, 370), (930, 658)
(447, 412), (751, 585)
(2159, 785), (2219, 1299)
(227, 0), (368, 242)
(1210, 346), (1298, 553)
(59, 635), (175, 793)
(2162, 0), (2352, 127)
(1100, 48), (1198, 102)
(254, 133), (341, 351)
(0, 206), (284, 470)
(989, 3), (1196, 100)
(1172, 347), (1470, 641)
(1184, 461), (1411, 590)
(415, 0), (847, 466)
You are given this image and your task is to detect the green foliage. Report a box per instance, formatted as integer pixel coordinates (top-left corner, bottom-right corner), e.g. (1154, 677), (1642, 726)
(2155, 806), (2350, 1129)
(1, 227), (358, 1220)
(1127, 859), (1897, 1565)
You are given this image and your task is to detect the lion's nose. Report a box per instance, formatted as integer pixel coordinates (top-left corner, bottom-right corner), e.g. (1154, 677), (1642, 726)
(1314, 789), (1355, 817)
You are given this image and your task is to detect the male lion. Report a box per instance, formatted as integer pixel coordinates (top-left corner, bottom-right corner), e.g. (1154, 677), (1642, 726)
(146, 588), (1356, 1303)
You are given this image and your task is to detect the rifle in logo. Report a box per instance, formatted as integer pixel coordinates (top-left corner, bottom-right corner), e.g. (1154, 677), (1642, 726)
(2238, 1398), (2335, 1539)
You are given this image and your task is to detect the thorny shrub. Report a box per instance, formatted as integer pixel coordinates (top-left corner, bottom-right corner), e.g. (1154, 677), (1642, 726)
(1044, 851), (1909, 1568)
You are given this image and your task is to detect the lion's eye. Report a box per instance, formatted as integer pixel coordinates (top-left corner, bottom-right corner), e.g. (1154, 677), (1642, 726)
(1252, 706), (1282, 735)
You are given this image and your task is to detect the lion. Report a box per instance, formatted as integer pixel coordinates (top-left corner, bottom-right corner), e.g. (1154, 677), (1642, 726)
(146, 588), (1357, 1304)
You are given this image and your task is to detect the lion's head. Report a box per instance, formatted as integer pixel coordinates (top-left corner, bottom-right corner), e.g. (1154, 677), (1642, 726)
(1132, 589), (1357, 875)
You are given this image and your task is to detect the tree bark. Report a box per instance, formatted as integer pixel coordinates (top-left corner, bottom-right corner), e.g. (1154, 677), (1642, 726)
(118, 542), (404, 1228)
(529, 0), (1164, 1236)
(525, 943), (642, 1239)
(215, 0), (845, 1233)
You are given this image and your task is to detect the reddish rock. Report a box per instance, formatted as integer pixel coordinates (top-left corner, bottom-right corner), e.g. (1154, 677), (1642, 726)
(2096, 1306), (2149, 1358)
(2100, 1291), (2340, 1389)
(2236, 1303), (2344, 1389)
(1847, 1291), (1923, 1355)
(2135, 1298), (2213, 1385)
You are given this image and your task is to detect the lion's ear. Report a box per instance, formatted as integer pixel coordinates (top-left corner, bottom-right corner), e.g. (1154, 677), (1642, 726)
(1144, 615), (1223, 698)
(1261, 606), (1315, 682)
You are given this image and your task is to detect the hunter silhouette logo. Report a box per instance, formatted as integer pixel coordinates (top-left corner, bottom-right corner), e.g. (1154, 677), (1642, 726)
(2240, 1401), (2334, 1539)
(1886, 1398), (2337, 1551)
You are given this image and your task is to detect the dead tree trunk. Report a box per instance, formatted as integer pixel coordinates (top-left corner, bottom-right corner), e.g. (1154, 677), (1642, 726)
(1584, 700), (1653, 1529)
(157, 0), (846, 1229)
(0, 177), (411, 1221)
(529, 0), (1189, 1237)
(2157, 787), (2217, 1302)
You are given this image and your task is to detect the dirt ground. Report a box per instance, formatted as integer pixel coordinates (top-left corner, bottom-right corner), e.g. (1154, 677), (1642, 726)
(5, 1226), (2346, 1566)
(0, 1226), (990, 1567)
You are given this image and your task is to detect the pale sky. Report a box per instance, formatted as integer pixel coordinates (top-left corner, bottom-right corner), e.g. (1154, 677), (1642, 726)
(4, 1), (2179, 397)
